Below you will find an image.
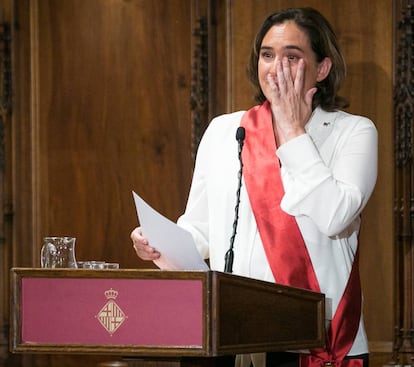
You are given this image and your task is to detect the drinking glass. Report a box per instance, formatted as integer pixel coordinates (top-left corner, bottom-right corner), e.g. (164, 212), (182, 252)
(41, 236), (77, 268)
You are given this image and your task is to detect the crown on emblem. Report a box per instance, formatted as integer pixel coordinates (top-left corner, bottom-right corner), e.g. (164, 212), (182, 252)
(105, 288), (118, 299)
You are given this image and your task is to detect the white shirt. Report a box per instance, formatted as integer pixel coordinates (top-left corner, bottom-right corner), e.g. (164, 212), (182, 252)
(177, 106), (378, 356)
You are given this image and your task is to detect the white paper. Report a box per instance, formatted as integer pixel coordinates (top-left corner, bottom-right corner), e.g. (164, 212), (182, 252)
(132, 191), (209, 271)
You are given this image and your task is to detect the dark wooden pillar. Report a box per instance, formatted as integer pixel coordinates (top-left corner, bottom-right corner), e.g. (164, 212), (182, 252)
(393, 0), (414, 364)
(0, 0), (13, 365)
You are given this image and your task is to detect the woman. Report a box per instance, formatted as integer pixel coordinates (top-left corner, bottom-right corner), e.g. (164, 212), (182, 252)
(131, 7), (377, 367)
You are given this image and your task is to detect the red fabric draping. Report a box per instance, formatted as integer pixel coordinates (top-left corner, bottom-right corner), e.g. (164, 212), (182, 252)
(240, 102), (363, 367)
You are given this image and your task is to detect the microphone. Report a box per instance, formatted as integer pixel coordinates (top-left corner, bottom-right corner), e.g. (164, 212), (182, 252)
(236, 126), (245, 146)
(224, 126), (246, 273)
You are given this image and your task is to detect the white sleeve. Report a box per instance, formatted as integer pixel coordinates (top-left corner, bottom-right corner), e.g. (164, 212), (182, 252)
(176, 130), (210, 259)
(277, 117), (378, 237)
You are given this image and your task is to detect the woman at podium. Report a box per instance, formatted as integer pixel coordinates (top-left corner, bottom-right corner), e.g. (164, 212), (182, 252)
(131, 7), (377, 367)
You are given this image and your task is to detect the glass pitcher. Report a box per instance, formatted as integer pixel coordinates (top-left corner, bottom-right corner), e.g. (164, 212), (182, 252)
(41, 236), (78, 268)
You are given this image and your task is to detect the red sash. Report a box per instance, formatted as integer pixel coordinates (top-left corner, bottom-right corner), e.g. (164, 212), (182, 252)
(240, 102), (363, 367)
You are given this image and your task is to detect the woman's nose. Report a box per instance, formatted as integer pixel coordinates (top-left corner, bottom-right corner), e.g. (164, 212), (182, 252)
(271, 56), (281, 71)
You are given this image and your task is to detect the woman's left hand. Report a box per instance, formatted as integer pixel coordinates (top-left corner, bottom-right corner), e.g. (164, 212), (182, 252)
(267, 57), (317, 144)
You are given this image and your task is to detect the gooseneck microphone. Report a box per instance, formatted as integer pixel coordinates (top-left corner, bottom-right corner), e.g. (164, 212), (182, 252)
(224, 126), (246, 273)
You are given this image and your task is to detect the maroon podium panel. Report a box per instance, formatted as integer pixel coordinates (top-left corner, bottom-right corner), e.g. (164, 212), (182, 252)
(20, 277), (203, 346)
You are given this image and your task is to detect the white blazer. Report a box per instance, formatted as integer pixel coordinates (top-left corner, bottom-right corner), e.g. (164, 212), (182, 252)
(177, 106), (378, 356)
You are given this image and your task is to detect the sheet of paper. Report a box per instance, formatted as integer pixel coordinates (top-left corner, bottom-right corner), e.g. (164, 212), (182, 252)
(132, 191), (209, 271)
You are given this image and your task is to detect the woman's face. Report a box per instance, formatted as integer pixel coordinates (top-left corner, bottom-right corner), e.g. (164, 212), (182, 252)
(258, 20), (330, 101)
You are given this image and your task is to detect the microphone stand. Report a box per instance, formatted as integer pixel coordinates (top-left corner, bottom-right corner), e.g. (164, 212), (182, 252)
(224, 127), (245, 273)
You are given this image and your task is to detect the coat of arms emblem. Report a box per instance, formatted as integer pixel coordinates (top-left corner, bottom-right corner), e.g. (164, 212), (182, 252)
(96, 288), (127, 335)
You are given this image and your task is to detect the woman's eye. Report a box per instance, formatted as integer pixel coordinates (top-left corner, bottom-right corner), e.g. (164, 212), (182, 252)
(261, 51), (273, 59)
(287, 55), (299, 62)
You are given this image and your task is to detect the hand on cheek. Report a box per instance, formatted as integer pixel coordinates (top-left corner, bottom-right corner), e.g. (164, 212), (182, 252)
(269, 58), (315, 144)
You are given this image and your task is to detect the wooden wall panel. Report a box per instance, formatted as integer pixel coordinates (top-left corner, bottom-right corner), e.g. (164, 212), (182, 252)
(3, 0), (395, 366)
(215, 0), (394, 359)
(14, 0), (194, 270)
(8, 2), (197, 364)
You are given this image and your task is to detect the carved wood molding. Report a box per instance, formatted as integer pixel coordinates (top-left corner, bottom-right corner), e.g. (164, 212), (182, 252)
(0, 20), (11, 365)
(393, 0), (414, 364)
(190, 11), (209, 159)
(394, 2), (413, 167)
(0, 22), (11, 173)
(190, 14), (209, 161)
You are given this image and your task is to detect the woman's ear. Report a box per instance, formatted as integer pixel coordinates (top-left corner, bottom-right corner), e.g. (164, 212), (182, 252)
(316, 57), (332, 82)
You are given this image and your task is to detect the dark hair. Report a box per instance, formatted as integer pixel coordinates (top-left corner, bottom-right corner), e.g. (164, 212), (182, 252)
(247, 7), (349, 111)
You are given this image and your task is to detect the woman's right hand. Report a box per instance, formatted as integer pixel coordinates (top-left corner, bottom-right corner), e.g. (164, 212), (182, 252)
(130, 227), (161, 260)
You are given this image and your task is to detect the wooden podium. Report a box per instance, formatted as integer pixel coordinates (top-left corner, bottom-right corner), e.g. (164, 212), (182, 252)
(10, 268), (325, 366)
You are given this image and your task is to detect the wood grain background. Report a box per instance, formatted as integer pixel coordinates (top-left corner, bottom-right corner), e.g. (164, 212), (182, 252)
(1, 1), (394, 366)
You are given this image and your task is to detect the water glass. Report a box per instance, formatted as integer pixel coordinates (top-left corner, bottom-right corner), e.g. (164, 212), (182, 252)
(41, 236), (77, 268)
